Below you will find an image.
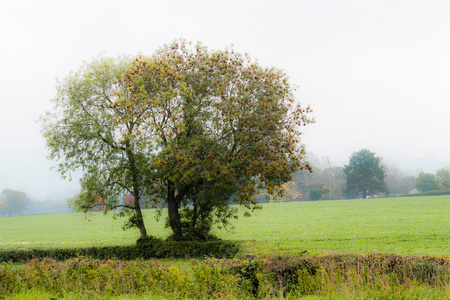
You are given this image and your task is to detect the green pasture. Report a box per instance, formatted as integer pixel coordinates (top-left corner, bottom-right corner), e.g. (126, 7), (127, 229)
(220, 195), (450, 256)
(1, 195), (450, 256)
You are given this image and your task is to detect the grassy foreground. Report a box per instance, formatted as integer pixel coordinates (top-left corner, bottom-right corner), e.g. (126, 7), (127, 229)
(3, 254), (450, 299)
(1, 195), (450, 256)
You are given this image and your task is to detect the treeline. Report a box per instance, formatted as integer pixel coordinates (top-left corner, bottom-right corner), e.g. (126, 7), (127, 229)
(415, 169), (450, 193)
(256, 152), (450, 202)
(0, 188), (71, 217)
(0, 189), (31, 216)
(3, 153), (450, 216)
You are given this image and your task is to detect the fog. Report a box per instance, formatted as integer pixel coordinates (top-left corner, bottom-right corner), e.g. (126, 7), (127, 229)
(1, 0), (449, 202)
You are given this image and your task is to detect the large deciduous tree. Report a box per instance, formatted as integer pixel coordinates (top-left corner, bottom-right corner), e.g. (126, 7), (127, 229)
(41, 40), (313, 241)
(344, 149), (386, 199)
(124, 41), (313, 240)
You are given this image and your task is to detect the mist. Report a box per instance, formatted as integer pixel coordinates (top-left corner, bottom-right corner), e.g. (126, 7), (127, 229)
(1, 0), (449, 204)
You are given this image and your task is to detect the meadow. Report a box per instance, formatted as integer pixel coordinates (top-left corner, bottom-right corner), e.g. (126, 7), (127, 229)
(3, 195), (450, 299)
(1, 195), (450, 256)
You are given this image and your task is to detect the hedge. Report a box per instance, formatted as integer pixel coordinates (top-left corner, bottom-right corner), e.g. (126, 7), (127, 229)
(0, 239), (240, 263)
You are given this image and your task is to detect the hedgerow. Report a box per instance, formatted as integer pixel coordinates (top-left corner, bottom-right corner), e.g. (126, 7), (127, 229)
(0, 239), (240, 263)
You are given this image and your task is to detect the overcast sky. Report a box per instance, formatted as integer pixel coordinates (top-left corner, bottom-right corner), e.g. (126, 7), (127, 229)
(1, 0), (449, 200)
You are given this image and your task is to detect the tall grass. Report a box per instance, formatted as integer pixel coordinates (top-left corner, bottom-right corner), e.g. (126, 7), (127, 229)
(3, 254), (450, 299)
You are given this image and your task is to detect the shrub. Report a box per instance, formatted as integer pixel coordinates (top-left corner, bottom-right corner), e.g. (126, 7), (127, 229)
(309, 189), (324, 201)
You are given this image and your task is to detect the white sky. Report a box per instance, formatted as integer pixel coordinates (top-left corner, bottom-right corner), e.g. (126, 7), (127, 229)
(1, 0), (449, 199)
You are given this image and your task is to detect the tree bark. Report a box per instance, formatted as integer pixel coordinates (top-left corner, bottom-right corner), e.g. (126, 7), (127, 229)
(125, 144), (148, 242)
(134, 194), (148, 241)
(167, 180), (182, 240)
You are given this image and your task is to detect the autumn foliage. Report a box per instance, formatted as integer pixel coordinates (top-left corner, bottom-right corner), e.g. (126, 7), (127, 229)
(41, 40), (313, 241)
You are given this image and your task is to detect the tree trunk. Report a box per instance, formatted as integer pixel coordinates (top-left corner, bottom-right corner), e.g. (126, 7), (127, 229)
(189, 201), (199, 234)
(167, 180), (182, 240)
(362, 189), (367, 199)
(134, 194), (148, 242)
(125, 144), (148, 243)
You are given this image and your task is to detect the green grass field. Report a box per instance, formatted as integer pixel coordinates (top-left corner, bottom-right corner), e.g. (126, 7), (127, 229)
(1, 195), (450, 256)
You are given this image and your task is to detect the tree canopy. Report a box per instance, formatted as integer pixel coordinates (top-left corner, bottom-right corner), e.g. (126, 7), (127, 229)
(415, 172), (440, 192)
(41, 55), (155, 241)
(344, 149), (386, 199)
(436, 168), (450, 190)
(41, 40), (313, 241)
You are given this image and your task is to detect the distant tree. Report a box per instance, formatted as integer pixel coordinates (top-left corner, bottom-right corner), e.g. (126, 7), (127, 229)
(436, 168), (450, 190)
(0, 189), (31, 216)
(0, 198), (8, 215)
(319, 166), (345, 200)
(399, 176), (417, 194)
(383, 163), (416, 195)
(122, 194), (154, 209)
(267, 181), (303, 202)
(90, 194), (107, 212)
(344, 149), (386, 199)
(289, 153), (325, 199)
(50, 200), (68, 213)
(123, 194), (135, 209)
(291, 169), (316, 196)
(415, 172), (440, 192)
(307, 182), (330, 201)
(289, 155), (345, 201)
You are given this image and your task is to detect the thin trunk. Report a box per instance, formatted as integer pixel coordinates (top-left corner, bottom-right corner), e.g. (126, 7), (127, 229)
(167, 180), (182, 240)
(189, 201), (199, 233)
(125, 143), (148, 242)
(134, 194), (148, 241)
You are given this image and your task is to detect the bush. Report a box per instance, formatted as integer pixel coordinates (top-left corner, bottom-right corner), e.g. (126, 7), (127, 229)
(309, 189), (324, 201)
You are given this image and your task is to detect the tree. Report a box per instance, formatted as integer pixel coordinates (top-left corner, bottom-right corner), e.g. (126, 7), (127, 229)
(383, 163), (416, 195)
(344, 149), (386, 199)
(0, 198), (8, 215)
(319, 166), (345, 200)
(259, 181), (303, 203)
(281, 181), (304, 202)
(290, 154), (345, 201)
(0, 189), (31, 216)
(307, 182), (330, 201)
(415, 172), (440, 192)
(125, 41), (313, 240)
(436, 168), (450, 190)
(41, 55), (155, 242)
(398, 176), (417, 194)
(41, 40), (313, 241)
